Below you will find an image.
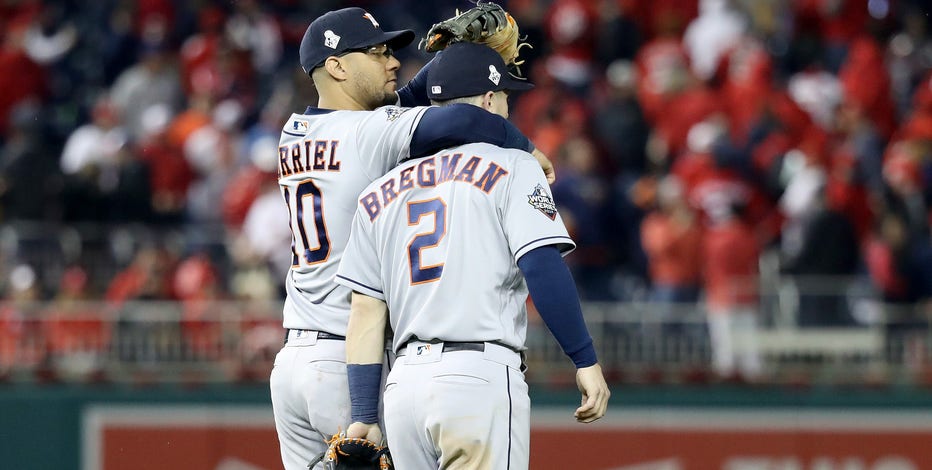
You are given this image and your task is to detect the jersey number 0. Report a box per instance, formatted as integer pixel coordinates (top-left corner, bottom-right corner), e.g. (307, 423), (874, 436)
(284, 179), (331, 266)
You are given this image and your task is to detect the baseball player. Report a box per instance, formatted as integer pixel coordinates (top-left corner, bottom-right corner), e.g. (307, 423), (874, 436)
(337, 43), (610, 469)
(270, 9), (555, 470)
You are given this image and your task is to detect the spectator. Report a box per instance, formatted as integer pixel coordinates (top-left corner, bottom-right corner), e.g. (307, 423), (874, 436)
(682, 0), (747, 83)
(0, 15), (47, 137)
(0, 264), (43, 375)
(543, 0), (599, 91)
(702, 203), (762, 381)
(0, 100), (60, 221)
(641, 176), (703, 308)
(864, 213), (932, 364)
(592, 60), (650, 176)
(58, 95), (130, 222)
(778, 165), (860, 326)
(135, 103), (194, 224)
(41, 266), (110, 381)
(551, 135), (615, 300)
(172, 252), (225, 360)
(110, 40), (183, 141)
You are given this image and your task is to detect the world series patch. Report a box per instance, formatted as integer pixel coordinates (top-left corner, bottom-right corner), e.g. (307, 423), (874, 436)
(383, 106), (409, 121)
(527, 184), (557, 220)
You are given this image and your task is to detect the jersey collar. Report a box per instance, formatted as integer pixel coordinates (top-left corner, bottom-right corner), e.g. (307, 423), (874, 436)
(304, 106), (335, 115)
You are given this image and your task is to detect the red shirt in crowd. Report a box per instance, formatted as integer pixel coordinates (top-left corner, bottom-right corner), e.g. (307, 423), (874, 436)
(641, 211), (703, 287)
(702, 218), (760, 311)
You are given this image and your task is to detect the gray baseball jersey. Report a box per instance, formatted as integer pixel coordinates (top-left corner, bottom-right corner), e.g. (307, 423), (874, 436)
(272, 105), (427, 470)
(336, 142), (574, 469)
(278, 105), (429, 335)
(336, 142), (575, 353)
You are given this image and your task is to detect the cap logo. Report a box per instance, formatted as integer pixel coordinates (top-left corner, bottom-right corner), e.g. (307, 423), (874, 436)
(431, 85), (442, 94)
(488, 65), (501, 85)
(362, 12), (380, 28)
(323, 30), (340, 49)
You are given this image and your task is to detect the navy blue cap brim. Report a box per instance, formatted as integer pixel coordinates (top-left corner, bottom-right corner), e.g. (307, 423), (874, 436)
(503, 74), (534, 92)
(374, 29), (415, 50)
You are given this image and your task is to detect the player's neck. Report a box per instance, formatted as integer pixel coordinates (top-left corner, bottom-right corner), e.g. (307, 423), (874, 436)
(318, 89), (370, 112)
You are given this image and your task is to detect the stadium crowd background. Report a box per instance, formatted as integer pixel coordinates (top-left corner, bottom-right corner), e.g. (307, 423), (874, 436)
(0, 0), (931, 381)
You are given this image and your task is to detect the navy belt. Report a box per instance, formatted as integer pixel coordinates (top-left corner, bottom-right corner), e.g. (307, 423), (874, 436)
(284, 329), (345, 345)
(396, 341), (509, 356)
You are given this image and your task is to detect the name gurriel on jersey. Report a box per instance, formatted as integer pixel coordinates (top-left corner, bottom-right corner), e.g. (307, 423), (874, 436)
(361, 153), (508, 221)
(277, 139), (341, 179)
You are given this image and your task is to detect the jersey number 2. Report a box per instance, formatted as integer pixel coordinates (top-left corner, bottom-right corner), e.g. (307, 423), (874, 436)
(407, 198), (446, 284)
(284, 179), (330, 266)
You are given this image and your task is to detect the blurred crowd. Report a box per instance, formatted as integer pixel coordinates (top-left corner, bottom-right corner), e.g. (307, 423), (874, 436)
(1, 0), (931, 334)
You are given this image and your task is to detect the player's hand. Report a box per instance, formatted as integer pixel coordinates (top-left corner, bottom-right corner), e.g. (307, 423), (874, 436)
(345, 421), (383, 444)
(532, 148), (556, 184)
(574, 363), (610, 423)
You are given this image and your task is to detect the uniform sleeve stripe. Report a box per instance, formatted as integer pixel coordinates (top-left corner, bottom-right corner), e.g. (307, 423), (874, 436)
(515, 236), (575, 256)
(335, 275), (384, 297)
(408, 107), (428, 135)
(282, 130), (304, 137)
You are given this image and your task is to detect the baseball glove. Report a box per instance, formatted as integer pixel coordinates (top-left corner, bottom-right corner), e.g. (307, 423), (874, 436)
(422, 1), (529, 68)
(314, 433), (393, 470)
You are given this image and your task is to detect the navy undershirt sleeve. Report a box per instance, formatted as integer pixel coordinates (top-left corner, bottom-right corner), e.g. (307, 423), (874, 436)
(517, 246), (597, 368)
(396, 53), (438, 107)
(409, 104), (534, 159)
(347, 363), (382, 424)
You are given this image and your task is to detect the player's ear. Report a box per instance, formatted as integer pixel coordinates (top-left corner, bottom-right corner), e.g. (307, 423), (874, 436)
(323, 56), (348, 81)
(482, 91), (496, 112)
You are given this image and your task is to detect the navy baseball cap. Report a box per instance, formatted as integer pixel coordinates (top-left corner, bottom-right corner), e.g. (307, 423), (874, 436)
(427, 42), (534, 100)
(299, 8), (415, 73)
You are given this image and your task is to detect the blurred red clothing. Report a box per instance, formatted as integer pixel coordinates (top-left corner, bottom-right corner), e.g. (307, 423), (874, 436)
(702, 218), (760, 311)
(172, 254), (224, 357)
(135, 0), (175, 39)
(656, 85), (723, 158)
(864, 236), (909, 300)
(720, 39), (774, 139)
(838, 37), (897, 138)
(794, 0), (868, 45)
(179, 7), (225, 94)
(672, 151), (773, 228)
(634, 36), (690, 124)
(42, 309), (110, 355)
(825, 144), (874, 240)
(105, 249), (175, 304)
(222, 166), (276, 228)
(641, 211), (703, 286)
(544, 0), (598, 64)
(137, 138), (196, 214)
(623, 0), (697, 40)
(0, 38), (46, 133)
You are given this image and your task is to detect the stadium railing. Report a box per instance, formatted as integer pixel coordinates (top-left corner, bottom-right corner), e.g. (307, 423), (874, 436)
(0, 295), (928, 387)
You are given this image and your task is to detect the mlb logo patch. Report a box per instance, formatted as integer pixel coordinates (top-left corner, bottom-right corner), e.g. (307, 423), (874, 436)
(431, 85), (441, 95)
(416, 344), (431, 356)
(293, 120), (309, 132)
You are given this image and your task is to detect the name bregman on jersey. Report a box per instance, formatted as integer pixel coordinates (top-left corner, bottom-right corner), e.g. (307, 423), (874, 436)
(361, 153), (508, 221)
